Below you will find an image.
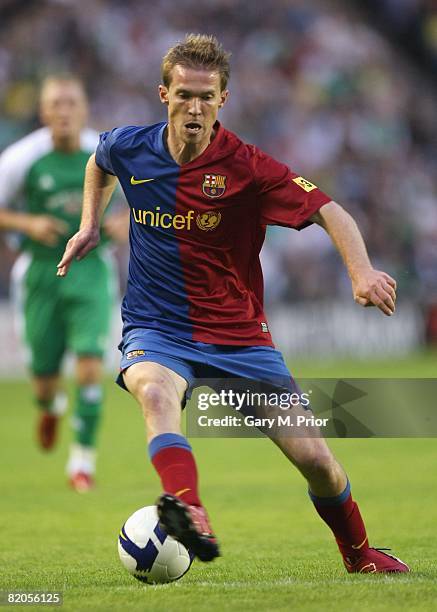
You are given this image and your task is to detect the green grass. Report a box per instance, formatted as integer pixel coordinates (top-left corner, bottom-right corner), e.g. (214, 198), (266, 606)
(290, 348), (437, 378)
(0, 351), (436, 611)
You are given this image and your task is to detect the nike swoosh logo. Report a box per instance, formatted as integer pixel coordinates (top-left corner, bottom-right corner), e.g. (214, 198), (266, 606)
(175, 488), (191, 497)
(352, 537), (368, 550)
(130, 176), (155, 185)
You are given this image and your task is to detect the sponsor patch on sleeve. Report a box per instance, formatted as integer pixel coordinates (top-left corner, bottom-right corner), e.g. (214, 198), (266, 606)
(292, 176), (318, 192)
(126, 349), (146, 360)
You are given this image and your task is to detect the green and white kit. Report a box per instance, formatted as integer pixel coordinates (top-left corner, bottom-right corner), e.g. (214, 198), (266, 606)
(0, 127), (115, 375)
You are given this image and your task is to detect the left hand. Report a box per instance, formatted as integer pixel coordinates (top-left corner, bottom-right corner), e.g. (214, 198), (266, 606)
(56, 226), (100, 277)
(352, 269), (397, 316)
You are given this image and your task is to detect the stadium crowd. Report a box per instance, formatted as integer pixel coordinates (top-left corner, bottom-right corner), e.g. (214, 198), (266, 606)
(360, 0), (437, 72)
(0, 0), (436, 340)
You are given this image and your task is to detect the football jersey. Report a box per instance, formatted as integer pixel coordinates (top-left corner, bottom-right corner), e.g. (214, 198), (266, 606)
(96, 121), (331, 346)
(0, 127), (100, 259)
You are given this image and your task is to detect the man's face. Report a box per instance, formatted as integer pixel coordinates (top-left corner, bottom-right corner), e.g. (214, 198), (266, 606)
(40, 81), (88, 140)
(159, 65), (228, 145)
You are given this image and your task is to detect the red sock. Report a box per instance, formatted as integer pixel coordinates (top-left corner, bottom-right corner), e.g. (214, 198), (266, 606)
(312, 492), (369, 559)
(152, 446), (202, 506)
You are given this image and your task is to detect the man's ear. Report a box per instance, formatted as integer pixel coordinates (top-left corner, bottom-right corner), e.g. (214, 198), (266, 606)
(218, 89), (229, 109)
(158, 84), (169, 105)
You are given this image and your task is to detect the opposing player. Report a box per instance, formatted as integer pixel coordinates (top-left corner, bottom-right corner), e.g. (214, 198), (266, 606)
(57, 35), (409, 571)
(0, 76), (126, 492)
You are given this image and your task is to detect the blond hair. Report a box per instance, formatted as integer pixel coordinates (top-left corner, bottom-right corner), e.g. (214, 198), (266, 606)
(161, 34), (231, 90)
(40, 74), (86, 103)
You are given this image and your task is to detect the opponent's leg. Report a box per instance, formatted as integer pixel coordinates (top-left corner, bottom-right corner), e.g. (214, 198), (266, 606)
(67, 355), (103, 492)
(123, 361), (220, 561)
(273, 428), (409, 573)
(65, 255), (114, 491)
(20, 262), (67, 451)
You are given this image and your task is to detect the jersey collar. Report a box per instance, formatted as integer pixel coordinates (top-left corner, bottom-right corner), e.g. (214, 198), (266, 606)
(158, 121), (225, 169)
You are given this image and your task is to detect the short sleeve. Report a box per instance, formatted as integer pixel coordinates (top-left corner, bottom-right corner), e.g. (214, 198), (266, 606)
(0, 128), (52, 208)
(0, 147), (22, 207)
(251, 148), (332, 230)
(95, 130), (117, 175)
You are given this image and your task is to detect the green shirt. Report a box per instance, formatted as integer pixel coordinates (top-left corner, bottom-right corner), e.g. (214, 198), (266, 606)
(0, 127), (104, 260)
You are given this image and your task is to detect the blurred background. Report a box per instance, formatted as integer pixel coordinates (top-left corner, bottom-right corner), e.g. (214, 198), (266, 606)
(1, 0), (436, 373)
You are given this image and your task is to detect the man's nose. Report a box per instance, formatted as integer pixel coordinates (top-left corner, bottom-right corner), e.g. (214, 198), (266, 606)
(188, 97), (201, 115)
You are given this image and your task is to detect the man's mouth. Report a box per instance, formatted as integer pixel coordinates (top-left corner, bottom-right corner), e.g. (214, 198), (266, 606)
(184, 122), (202, 134)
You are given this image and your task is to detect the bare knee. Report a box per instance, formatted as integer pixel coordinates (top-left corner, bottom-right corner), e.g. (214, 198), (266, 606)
(122, 362), (187, 439)
(141, 381), (171, 414)
(134, 380), (180, 439)
(125, 363), (186, 410)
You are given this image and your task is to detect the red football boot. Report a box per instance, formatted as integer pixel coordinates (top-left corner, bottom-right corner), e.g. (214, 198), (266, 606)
(157, 493), (220, 562)
(344, 548), (410, 573)
(69, 471), (95, 493)
(37, 412), (59, 450)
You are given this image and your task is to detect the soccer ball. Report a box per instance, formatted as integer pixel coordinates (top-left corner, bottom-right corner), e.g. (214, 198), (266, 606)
(118, 505), (194, 584)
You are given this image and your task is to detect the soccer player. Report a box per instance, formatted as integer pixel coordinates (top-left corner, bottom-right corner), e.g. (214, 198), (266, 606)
(57, 35), (409, 571)
(0, 76), (126, 492)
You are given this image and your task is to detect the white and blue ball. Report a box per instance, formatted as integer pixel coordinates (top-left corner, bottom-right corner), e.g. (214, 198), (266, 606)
(118, 505), (194, 584)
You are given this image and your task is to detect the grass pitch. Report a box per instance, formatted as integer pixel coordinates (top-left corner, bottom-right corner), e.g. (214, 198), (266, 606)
(0, 350), (436, 611)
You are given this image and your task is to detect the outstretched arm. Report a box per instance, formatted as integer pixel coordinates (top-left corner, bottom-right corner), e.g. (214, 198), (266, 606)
(57, 154), (117, 276)
(0, 209), (68, 246)
(310, 201), (396, 316)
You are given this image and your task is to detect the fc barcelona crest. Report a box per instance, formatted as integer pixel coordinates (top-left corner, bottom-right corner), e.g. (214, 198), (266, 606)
(202, 174), (227, 198)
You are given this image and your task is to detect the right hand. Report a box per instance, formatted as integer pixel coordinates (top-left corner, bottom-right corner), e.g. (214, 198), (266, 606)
(57, 226), (100, 277)
(26, 215), (68, 246)
(352, 268), (397, 316)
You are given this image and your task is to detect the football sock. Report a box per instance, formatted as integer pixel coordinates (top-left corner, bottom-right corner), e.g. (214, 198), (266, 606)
(72, 384), (103, 447)
(36, 397), (54, 412)
(66, 443), (97, 476)
(309, 480), (369, 559)
(149, 433), (202, 506)
(36, 393), (68, 415)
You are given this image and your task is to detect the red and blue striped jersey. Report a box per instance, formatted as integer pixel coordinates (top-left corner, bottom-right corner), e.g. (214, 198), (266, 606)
(96, 121), (331, 346)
